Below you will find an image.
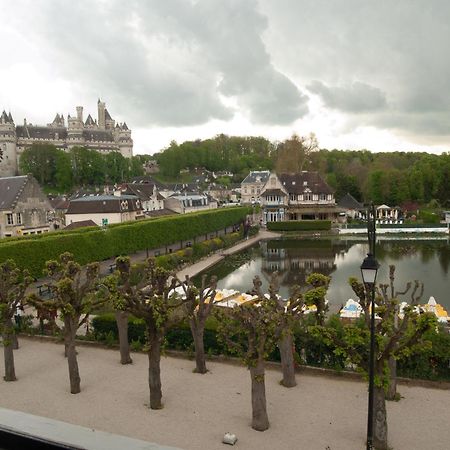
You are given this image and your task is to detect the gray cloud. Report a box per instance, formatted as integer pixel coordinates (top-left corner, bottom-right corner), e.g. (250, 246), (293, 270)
(7, 0), (307, 127)
(308, 81), (387, 113)
(259, 0), (450, 137)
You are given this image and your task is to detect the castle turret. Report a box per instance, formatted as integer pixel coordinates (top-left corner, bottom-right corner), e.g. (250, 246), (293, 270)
(0, 110), (18, 176)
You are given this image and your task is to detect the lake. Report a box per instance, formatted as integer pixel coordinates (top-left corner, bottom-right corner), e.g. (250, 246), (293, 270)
(195, 236), (450, 313)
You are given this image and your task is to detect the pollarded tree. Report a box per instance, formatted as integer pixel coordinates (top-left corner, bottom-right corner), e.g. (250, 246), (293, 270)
(216, 276), (283, 431)
(313, 268), (436, 450)
(181, 274), (218, 374)
(28, 252), (105, 394)
(113, 256), (190, 409)
(0, 260), (32, 381)
(304, 273), (330, 326)
(102, 274), (133, 365)
(252, 272), (305, 388)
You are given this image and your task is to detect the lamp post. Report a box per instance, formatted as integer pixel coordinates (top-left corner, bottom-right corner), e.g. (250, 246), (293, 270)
(361, 204), (379, 450)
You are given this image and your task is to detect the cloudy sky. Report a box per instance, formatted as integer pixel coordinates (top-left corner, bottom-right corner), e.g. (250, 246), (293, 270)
(1, 0), (449, 154)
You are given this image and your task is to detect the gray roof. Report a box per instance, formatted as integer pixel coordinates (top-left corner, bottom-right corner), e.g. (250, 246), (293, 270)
(82, 130), (114, 142)
(279, 172), (334, 195)
(104, 109), (113, 120)
(1, 110), (14, 124)
(67, 195), (142, 214)
(337, 193), (364, 210)
(85, 114), (95, 126)
(16, 125), (68, 140)
(0, 175), (29, 210)
(241, 170), (270, 184)
(124, 183), (165, 201)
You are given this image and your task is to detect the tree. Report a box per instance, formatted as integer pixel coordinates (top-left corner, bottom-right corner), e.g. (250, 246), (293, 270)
(28, 253), (105, 394)
(303, 273), (330, 326)
(19, 143), (60, 186)
(181, 274), (218, 374)
(275, 133), (318, 174)
(102, 274), (133, 365)
(216, 276), (283, 431)
(113, 256), (189, 409)
(313, 268), (436, 450)
(0, 260), (32, 381)
(251, 272), (305, 388)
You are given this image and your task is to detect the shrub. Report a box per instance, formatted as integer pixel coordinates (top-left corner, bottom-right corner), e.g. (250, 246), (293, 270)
(267, 220), (331, 231)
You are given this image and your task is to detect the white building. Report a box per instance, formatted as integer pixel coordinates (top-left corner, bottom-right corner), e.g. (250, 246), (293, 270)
(65, 195), (143, 227)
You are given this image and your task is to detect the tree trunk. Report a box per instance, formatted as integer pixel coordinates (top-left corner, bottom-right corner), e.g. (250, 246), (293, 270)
(12, 333), (19, 350)
(147, 334), (163, 409)
(115, 311), (132, 365)
(278, 333), (296, 387)
(372, 385), (388, 450)
(64, 319), (81, 394)
(386, 356), (397, 401)
(191, 321), (207, 374)
(2, 323), (17, 381)
(249, 359), (269, 431)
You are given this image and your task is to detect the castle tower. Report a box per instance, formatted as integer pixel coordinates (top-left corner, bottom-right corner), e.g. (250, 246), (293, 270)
(76, 106), (83, 123)
(97, 99), (106, 129)
(118, 122), (133, 158)
(67, 108), (84, 148)
(0, 110), (18, 177)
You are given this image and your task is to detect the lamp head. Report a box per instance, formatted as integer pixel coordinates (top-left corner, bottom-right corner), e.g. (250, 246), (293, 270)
(360, 253), (379, 285)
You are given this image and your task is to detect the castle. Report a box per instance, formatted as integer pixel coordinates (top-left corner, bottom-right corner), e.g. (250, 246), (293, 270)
(0, 99), (133, 178)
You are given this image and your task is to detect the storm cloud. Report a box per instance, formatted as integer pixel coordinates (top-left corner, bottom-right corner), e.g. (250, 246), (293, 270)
(2, 0), (450, 150)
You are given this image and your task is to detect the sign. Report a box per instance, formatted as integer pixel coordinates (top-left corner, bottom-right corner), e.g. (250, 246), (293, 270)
(102, 218), (108, 226)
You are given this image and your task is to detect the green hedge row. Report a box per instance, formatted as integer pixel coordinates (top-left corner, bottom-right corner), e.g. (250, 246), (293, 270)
(91, 313), (450, 381)
(91, 313), (225, 355)
(0, 207), (250, 278)
(267, 220), (331, 231)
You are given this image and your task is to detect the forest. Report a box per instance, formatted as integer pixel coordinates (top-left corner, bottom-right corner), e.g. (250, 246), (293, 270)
(18, 136), (450, 207)
(154, 134), (450, 206)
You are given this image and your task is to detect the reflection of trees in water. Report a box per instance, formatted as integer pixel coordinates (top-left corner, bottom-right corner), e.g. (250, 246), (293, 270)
(379, 241), (450, 272)
(377, 243), (418, 261)
(191, 247), (259, 288)
(260, 239), (343, 293)
(437, 244), (450, 273)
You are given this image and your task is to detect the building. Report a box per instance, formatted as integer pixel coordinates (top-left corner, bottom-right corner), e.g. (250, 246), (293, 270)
(240, 170), (270, 204)
(65, 195), (143, 227)
(118, 181), (165, 213)
(260, 172), (340, 223)
(0, 174), (54, 238)
(0, 100), (133, 178)
(164, 192), (218, 214)
(337, 193), (365, 220)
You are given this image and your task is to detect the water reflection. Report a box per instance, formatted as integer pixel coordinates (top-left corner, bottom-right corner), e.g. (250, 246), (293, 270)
(197, 238), (450, 312)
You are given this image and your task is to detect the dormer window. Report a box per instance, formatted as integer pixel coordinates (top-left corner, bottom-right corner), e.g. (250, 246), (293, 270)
(303, 181), (307, 186)
(292, 181), (296, 185)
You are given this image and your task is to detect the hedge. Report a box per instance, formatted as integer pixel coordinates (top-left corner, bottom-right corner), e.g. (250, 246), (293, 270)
(0, 207), (250, 278)
(267, 220), (331, 231)
(91, 314), (225, 355)
(91, 313), (450, 381)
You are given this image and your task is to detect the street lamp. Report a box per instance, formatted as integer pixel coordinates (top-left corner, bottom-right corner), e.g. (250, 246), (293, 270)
(361, 205), (380, 450)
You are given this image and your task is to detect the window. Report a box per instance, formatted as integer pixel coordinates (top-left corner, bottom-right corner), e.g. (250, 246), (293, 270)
(16, 213), (22, 224)
(6, 213), (13, 225)
(304, 193), (312, 201)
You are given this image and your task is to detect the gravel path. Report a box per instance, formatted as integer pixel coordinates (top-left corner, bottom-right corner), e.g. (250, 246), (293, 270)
(1, 338), (449, 450)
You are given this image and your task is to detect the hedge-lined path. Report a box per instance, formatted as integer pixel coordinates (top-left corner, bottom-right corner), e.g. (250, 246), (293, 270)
(176, 229), (280, 280)
(1, 338), (449, 450)
(22, 229), (280, 334)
